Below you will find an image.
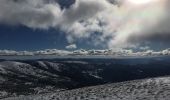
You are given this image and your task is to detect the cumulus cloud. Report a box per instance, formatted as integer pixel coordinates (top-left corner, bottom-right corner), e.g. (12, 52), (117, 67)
(66, 44), (77, 49)
(0, 0), (170, 49)
(139, 46), (150, 51)
(0, 0), (62, 29)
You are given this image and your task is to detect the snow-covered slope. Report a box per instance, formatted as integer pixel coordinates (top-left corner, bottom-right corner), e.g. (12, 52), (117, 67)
(0, 60), (104, 99)
(4, 76), (170, 100)
(1, 58), (170, 99)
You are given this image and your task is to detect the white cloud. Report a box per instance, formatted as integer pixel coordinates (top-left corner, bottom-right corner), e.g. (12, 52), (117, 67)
(0, 0), (170, 49)
(0, 0), (62, 29)
(0, 48), (170, 57)
(140, 46), (150, 51)
(66, 44), (77, 49)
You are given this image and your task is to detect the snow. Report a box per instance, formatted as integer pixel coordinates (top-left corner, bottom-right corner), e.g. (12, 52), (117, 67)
(1, 59), (170, 100)
(0, 61), (36, 75)
(4, 76), (170, 100)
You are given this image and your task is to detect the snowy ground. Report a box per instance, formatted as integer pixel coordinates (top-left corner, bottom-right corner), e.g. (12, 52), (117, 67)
(1, 57), (170, 99)
(3, 76), (170, 100)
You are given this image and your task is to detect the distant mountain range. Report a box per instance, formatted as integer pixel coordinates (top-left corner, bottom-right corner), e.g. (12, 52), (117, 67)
(1, 57), (170, 99)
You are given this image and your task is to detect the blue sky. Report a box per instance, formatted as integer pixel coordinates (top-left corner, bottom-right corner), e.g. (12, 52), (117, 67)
(0, 25), (105, 51)
(0, 25), (67, 50)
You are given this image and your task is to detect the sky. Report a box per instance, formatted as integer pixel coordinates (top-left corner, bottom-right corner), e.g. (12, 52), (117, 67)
(0, 0), (170, 51)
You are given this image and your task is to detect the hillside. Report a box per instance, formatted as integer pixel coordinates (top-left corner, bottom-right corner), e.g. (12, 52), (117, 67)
(0, 57), (170, 99)
(4, 76), (170, 100)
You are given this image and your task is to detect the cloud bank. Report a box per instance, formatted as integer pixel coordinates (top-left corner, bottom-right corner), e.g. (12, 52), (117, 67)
(0, 48), (170, 57)
(0, 0), (170, 49)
